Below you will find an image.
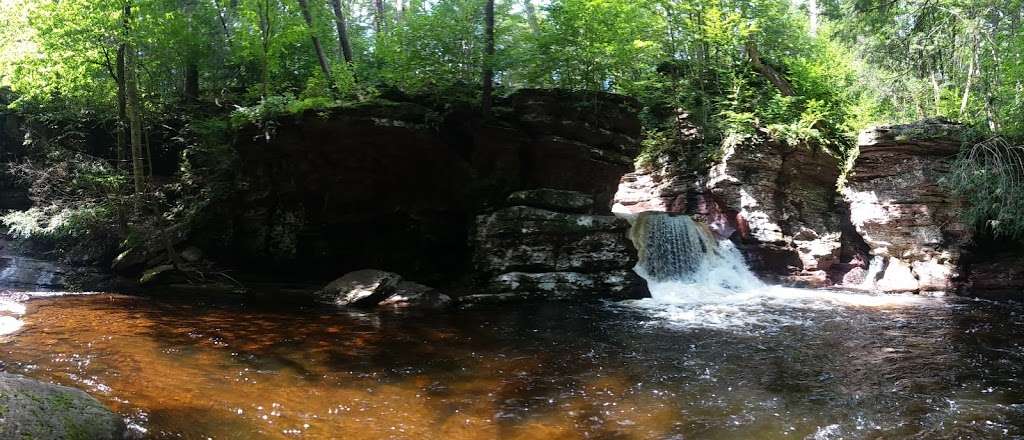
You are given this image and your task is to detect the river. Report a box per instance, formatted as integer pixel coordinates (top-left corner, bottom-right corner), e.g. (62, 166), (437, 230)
(1, 288), (1022, 439)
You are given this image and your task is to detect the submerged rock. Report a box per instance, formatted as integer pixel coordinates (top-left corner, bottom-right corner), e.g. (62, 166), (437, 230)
(0, 373), (125, 440)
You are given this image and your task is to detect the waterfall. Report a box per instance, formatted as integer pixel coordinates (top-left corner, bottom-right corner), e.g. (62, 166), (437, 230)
(623, 213), (764, 298)
(860, 256), (885, 290)
(613, 212), (930, 328)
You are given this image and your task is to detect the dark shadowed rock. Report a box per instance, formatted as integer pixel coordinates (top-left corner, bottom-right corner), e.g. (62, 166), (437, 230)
(139, 264), (176, 286)
(317, 269), (402, 307)
(961, 252), (1024, 299)
(216, 89), (643, 287)
(507, 189), (594, 213)
(0, 373), (126, 440)
(485, 270), (648, 300)
(111, 247), (147, 275)
(378, 281), (452, 308)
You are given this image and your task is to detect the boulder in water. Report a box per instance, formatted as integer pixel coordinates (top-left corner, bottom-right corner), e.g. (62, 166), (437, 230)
(316, 269), (403, 307)
(0, 373), (126, 440)
(378, 281), (452, 308)
(874, 258), (920, 293)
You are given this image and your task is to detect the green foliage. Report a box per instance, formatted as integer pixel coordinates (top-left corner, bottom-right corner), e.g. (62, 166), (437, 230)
(526, 0), (664, 92)
(1, 153), (126, 262)
(1, 0), (1022, 255)
(834, 0), (1024, 135)
(228, 94), (335, 127)
(943, 137), (1024, 240)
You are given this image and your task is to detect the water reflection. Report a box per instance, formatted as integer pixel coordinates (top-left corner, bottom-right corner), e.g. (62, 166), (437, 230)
(0, 293), (1021, 439)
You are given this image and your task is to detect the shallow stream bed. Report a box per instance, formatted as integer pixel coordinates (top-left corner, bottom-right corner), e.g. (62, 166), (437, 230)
(1, 290), (1023, 439)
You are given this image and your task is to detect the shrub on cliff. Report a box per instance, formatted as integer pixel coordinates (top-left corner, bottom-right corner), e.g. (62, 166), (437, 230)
(944, 136), (1024, 241)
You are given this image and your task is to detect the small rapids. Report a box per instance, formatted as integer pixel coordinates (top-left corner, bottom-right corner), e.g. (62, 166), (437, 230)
(617, 212), (936, 330)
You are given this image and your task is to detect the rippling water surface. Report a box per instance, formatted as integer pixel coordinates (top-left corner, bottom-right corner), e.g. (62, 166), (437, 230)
(1, 290), (1023, 439)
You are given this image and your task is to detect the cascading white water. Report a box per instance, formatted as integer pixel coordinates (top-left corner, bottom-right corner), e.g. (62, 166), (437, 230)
(626, 213), (764, 298)
(615, 211), (930, 328)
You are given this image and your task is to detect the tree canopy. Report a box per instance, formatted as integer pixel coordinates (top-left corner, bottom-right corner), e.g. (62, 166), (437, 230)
(0, 0), (1022, 242)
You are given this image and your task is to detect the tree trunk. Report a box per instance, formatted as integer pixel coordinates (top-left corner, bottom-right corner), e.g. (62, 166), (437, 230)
(182, 0), (200, 103)
(745, 40), (795, 97)
(123, 2), (146, 200)
(374, 0), (386, 35)
(960, 37), (978, 118)
(258, 0), (272, 99)
(329, 0), (354, 63)
(296, 0), (334, 90)
(523, 0), (540, 36)
(481, 0), (495, 115)
(931, 70), (942, 115)
(184, 63), (200, 103)
(807, 0), (819, 36)
(116, 45), (128, 171)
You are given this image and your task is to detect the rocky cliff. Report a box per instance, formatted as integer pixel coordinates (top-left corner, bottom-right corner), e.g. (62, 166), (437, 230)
(196, 89), (647, 299)
(614, 132), (848, 287)
(841, 119), (971, 293)
(615, 117), (1020, 297)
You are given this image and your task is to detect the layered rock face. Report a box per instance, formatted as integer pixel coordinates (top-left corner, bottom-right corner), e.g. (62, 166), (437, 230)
(614, 135), (846, 287)
(468, 189), (649, 303)
(706, 139), (844, 287)
(209, 89), (644, 299)
(842, 119), (970, 293)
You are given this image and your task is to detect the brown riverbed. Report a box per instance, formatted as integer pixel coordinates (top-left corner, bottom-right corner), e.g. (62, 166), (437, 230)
(1, 291), (1022, 439)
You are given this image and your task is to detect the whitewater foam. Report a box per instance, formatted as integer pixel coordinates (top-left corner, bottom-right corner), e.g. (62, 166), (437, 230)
(616, 212), (939, 329)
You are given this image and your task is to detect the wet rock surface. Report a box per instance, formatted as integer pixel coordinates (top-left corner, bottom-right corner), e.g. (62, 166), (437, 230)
(317, 270), (451, 309)
(706, 138), (844, 287)
(0, 373), (126, 440)
(316, 269), (404, 307)
(377, 281), (452, 308)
